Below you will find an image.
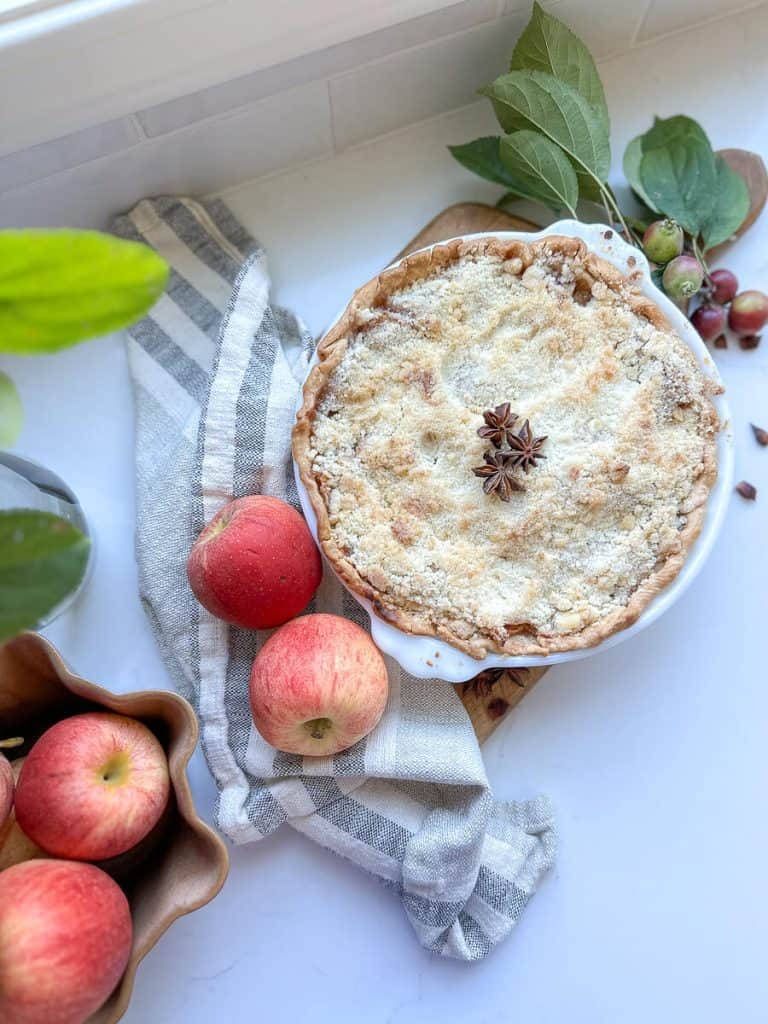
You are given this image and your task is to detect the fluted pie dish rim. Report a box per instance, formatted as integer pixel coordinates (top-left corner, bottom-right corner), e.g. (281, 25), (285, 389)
(293, 222), (733, 681)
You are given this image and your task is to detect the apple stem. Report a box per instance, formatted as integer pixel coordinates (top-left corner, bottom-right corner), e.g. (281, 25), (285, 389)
(304, 718), (332, 741)
(0, 737), (23, 750)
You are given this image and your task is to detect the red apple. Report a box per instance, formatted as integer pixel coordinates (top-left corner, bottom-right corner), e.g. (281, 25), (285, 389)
(0, 859), (132, 1024)
(249, 613), (389, 756)
(187, 495), (322, 630)
(0, 757), (46, 872)
(15, 712), (169, 861)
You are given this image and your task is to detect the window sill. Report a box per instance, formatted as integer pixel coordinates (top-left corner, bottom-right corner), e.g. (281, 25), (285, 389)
(0, 0), (465, 157)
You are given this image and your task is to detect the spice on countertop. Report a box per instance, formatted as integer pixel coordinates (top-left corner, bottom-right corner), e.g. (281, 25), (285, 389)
(739, 334), (761, 350)
(735, 481), (758, 500)
(751, 424), (768, 446)
(486, 698), (510, 720)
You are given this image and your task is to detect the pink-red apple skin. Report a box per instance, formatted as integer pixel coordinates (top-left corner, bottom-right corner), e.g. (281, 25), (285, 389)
(249, 613), (389, 756)
(15, 712), (170, 862)
(0, 757), (45, 872)
(0, 755), (12, 828)
(0, 859), (132, 1024)
(187, 495), (322, 630)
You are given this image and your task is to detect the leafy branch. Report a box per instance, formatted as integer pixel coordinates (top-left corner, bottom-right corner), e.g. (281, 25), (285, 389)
(450, 1), (749, 256)
(452, 3), (618, 227)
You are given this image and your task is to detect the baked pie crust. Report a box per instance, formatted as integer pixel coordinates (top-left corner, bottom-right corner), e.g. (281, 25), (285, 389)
(293, 236), (720, 658)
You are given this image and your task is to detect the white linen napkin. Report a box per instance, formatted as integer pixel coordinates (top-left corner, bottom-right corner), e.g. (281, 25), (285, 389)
(112, 196), (555, 960)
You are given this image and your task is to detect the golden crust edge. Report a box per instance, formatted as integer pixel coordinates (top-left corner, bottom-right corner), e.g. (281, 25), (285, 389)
(292, 235), (720, 660)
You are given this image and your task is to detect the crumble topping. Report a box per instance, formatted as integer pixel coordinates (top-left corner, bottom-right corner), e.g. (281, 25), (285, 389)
(297, 238), (719, 656)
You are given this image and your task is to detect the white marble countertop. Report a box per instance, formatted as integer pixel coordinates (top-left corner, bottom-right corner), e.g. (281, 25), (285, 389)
(4, 10), (768, 1021)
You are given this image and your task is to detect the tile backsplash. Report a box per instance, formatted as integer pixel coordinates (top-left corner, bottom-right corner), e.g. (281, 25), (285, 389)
(636, 0), (763, 40)
(0, 118), (140, 195)
(329, 12), (527, 150)
(137, 0), (501, 139)
(0, 0), (764, 227)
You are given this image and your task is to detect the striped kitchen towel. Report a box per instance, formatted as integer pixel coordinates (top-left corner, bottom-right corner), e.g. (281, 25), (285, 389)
(112, 196), (555, 961)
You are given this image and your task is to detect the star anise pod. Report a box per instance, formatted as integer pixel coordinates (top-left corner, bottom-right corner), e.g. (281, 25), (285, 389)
(462, 667), (530, 698)
(462, 668), (506, 698)
(477, 403), (519, 448)
(472, 449), (525, 501)
(505, 419), (548, 473)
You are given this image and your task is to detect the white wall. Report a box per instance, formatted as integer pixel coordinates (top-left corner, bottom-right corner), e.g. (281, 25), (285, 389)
(0, 0), (764, 227)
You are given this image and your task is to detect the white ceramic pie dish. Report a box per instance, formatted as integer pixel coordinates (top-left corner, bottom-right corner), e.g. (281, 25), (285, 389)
(294, 220), (734, 682)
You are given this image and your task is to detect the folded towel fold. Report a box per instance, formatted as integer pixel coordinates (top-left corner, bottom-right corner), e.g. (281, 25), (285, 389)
(112, 195), (555, 960)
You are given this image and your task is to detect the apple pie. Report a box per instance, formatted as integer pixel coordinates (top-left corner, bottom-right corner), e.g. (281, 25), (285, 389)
(293, 236), (719, 657)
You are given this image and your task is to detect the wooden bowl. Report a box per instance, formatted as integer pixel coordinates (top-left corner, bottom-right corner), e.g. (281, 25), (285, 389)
(0, 632), (229, 1024)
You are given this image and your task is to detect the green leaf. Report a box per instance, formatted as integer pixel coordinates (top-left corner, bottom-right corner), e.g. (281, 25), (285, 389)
(637, 115), (717, 234)
(0, 372), (23, 448)
(510, 1), (609, 132)
(641, 114), (710, 154)
(577, 174), (606, 204)
(500, 130), (579, 216)
(701, 155), (750, 249)
(481, 70), (611, 187)
(0, 230), (169, 355)
(448, 136), (529, 197)
(639, 143), (716, 235)
(623, 135), (659, 212)
(0, 509), (90, 642)
(448, 134), (573, 212)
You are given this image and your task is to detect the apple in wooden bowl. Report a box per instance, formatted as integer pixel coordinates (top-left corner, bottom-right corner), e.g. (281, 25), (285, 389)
(0, 632), (229, 1024)
(15, 711), (171, 862)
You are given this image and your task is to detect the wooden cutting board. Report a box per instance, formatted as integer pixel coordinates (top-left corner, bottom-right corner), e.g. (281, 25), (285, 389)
(395, 203), (549, 743)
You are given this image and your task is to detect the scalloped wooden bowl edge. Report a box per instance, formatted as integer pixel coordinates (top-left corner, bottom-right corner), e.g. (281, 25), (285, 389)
(0, 632), (230, 1024)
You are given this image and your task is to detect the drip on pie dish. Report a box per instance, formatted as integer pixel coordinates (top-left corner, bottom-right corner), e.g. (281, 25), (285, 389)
(293, 236), (720, 658)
